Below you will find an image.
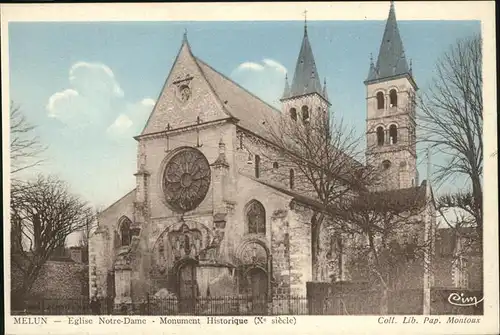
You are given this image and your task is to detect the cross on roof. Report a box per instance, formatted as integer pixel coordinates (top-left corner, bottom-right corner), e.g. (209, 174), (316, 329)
(303, 9), (308, 27)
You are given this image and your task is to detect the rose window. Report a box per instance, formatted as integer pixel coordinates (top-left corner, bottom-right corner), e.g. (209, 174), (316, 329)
(163, 148), (211, 212)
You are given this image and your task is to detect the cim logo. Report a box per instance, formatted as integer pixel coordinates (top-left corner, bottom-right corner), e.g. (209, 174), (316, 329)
(447, 292), (484, 307)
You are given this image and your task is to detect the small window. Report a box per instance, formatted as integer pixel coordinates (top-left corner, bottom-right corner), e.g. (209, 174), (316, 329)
(302, 106), (310, 123)
(389, 89), (397, 107)
(376, 92), (385, 110)
(273, 162), (279, 169)
(289, 169), (295, 189)
(376, 126), (385, 146)
(389, 125), (398, 144)
(382, 160), (391, 170)
(290, 108), (297, 121)
(255, 155), (260, 178)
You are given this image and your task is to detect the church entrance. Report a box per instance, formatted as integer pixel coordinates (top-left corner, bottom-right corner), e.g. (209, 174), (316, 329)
(247, 267), (268, 315)
(178, 261), (198, 314)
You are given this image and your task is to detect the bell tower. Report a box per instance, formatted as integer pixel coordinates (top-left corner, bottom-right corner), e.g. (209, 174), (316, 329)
(365, 1), (418, 191)
(281, 12), (330, 126)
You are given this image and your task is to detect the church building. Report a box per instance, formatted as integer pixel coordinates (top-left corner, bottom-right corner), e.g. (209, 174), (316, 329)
(89, 2), (436, 313)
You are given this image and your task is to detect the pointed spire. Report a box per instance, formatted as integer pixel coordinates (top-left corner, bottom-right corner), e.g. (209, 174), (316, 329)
(281, 74), (291, 99)
(322, 78), (329, 101)
(303, 9), (308, 33)
(367, 53), (377, 82)
(365, 1), (411, 83)
(211, 137), (229, 168)
(289, 13), (322, 98)
(183, 28), (188, 43)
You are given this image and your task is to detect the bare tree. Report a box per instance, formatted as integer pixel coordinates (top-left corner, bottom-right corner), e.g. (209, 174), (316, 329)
(261, 108), (378, 279)
(10, 175), (94, 306)
(332, 188), (432, 314)
(10, 102), (46, 175)
(418, 35), (483, 289)
(418, 35), (483, 233)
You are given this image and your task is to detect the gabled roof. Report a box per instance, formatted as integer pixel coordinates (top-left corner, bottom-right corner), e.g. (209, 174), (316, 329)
(288, 25), (324, 98)
(194, 56), (281, 139)
(365, 2), (412, 84)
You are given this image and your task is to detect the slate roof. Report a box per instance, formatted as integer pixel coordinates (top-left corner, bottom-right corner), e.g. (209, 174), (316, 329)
(356, 180), (428, 212)
(286, 26), (325, 99)
(194, 57), (281, 139)
(244, 173), (325, 210)
(365, 2), (412, 84)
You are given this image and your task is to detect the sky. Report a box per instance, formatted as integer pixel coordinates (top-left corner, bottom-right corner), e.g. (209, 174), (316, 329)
(8, 18), (480, 210)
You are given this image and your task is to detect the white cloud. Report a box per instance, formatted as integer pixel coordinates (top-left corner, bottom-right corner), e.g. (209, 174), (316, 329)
(231, 59), (288, 108)
(46, 61), (125, 129)
(140, 98), (156, 107)
(46, 62), (155, 138)
(233, 62), (265, 73)
(46, 89), (80, 119)
(262, 58), (288, 75)
(107, 98), (156, 140)
(107, 114), (133, 137)
(69, 62), (124, 98)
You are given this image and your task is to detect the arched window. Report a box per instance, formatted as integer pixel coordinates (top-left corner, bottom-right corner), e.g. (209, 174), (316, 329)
(290, 108), (297, 121)
(376, 92), (385, 110)
(255, 155), (260, 178)
(119, 217), (131, 247)
(246, 200), (266, 235)
(273, 162), (279, 170)
(289, 169), (295, 189)
(389, 125), (398, 144)
(301, 106), (310, 123)
(376, 126), (385, 146)
(389, 89), (397, 107)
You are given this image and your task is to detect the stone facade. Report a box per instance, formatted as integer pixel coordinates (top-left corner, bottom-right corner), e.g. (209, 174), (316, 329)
(90, 35), (330, 312)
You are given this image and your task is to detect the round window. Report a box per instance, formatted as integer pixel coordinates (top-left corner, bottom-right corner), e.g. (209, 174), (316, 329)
(162, 148), (211, 212)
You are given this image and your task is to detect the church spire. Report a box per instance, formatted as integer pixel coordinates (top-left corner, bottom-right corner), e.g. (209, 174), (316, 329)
(365, 1), (410, 83)
(322, 78), (329, 102)
(281, 74), (291, 100)
(288, 11), (323, 98)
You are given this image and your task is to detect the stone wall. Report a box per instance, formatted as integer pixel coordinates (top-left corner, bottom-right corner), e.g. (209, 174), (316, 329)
(30, 260), (88, 299)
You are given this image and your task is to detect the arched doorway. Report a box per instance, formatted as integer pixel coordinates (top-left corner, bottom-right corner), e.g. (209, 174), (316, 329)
(177, 260), (199, 314)
(246, 267), (268, 314)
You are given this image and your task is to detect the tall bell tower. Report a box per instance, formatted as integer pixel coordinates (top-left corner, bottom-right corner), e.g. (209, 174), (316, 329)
(281, 13), (330, 126)
(365, 1), (418, 191)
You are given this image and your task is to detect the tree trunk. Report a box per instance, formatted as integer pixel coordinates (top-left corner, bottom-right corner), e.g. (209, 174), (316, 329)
(311, 213), (324, 281)
(380, 288), (389, 314)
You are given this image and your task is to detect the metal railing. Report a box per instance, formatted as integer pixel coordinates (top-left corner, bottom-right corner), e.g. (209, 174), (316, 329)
(11, 296), (310, 316)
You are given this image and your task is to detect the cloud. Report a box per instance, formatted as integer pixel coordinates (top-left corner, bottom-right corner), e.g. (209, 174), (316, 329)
(46, 62), (125, 130)
(262, 59), (287, 75)
(231, 59), (288, 108)
(233, 62), (265, 72)
(69, 62), (124, 98)
(107, 98), (156, 140)
(107, 114), (133, 137)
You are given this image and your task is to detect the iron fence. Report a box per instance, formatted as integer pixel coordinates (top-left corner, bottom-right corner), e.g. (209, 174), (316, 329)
(11, 296), (310, 316)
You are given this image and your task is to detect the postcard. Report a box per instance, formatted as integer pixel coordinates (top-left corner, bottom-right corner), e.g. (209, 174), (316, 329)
(2, 1), (498, 334)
